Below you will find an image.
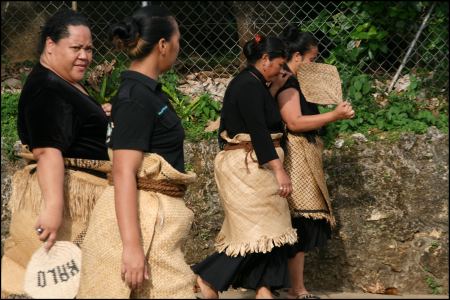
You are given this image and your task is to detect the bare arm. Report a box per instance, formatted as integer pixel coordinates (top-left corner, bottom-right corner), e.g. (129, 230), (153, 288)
(278, 88), (354, 133)
(112, 149), (148, 290)
(33, 147), (65, 251)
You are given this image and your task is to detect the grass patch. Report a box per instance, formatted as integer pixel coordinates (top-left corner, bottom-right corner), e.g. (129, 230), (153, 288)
(1, 92), (20, 160)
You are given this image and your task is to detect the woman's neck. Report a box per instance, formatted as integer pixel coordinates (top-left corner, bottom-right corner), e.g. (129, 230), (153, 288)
(129, 55), (161, 80)
(40, 55), (75, 84)
(253, 62), (269, 82)
(39, 55), (88, 95)
(287, 61), (299, 77)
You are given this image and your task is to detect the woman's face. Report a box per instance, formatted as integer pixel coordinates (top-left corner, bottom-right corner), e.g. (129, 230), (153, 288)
(299, 46), (318, 63)
(264, 57), (286, 82)
(46, 25), (93, 83)
(163, 20), (180, 71)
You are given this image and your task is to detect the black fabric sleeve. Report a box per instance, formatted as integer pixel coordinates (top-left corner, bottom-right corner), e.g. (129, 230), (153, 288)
(110, 99), (155, 151)
(24, 88), (74, 152)
(275, 75), (300, 98)
(236, 81), (278, 165)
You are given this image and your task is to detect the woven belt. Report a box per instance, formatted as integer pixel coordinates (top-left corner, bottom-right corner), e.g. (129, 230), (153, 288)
(107, 173), (187, 198)
(223, 139), (281, 173)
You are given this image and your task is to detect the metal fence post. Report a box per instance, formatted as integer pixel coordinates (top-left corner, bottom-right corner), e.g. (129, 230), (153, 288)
(388, 2), (436, 93)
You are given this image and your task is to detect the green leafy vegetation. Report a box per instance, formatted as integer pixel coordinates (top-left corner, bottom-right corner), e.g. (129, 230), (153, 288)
(1, 92), (20, 160)
(160, 70), (221, 141)
(84, 59), (128, 104)
(319, 75), (448, 147)
(425, 275), (443, 295)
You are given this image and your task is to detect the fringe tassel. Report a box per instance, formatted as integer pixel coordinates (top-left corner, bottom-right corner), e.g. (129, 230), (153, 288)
(63, 171), (108, 222)
(214, 227), (298, 257)
(291, 211), (337, 228)
(9, 165), (38, 213)
(9, 166), (107, 222)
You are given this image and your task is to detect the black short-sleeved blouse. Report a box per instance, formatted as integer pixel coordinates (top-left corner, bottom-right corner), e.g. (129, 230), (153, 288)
(276, 65), (320, 118)
(218, 65), (284, 165)
(276, 65), (324, 139)
(107, 71), (185, 173)
(17, 63), (109, 160)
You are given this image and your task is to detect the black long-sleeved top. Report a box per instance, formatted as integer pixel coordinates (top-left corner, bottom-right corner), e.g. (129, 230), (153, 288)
(218, 65), (284, 165)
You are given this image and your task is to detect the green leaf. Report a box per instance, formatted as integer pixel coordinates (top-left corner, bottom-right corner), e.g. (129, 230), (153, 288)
(100, 77), (108, 101)
(368, 25), (378, 36)
(354, 80), (363, 91)
(362, 81), (371, 94)
(211, 100), (220, 110)
(352, 32), (370, 40)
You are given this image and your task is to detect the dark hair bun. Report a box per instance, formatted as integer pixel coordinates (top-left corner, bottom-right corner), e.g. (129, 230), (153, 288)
(110, 17), (139, 50)
(243, 35), (266, 61)
(281, 24), (300, 42)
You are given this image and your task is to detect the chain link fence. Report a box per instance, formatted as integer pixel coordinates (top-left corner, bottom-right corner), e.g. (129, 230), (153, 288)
(1, 1), (448, 91)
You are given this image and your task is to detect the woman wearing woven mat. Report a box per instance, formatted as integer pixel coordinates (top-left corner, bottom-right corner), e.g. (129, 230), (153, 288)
(1, 9), (112, 297)
(276, 25), (355, 299)
(192, 35), (298, 299)
(77, 6), (197, 299)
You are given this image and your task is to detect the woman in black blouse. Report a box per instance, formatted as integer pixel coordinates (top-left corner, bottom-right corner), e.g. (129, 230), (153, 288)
(193, 35), (297, 299)
(1, 9), (111, 297)
(17, 10), (109, 249)
(277, 25), (354, 299)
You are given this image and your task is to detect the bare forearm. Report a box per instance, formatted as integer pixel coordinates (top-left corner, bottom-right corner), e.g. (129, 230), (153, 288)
(286, 111), (337, 133)
(35, 149), (65, 211)
(113, 168), (142, 247)
(264, 158), (284, 172)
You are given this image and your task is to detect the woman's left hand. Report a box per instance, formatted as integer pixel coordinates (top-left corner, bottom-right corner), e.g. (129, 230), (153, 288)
(102, 103), (112, 117)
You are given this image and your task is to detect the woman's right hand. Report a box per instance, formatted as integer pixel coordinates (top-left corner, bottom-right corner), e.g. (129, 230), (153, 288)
(121, 244), (149, 290)
(102, 103), (112, 117)
(35, 205), (63, 251)
(333, 101), (355, 120)
(274, 168), (292, 198)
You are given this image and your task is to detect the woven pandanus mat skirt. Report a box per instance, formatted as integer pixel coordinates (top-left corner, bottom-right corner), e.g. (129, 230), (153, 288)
(1, 164), (108, 297)
(284, 133), (335, 227)
(77, 154), (197, 299)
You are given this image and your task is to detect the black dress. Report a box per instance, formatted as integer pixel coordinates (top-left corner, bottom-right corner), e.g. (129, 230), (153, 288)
(276, 65), (331, 256)
(192, 65), (291, 292)
(18, 62), (108, 160)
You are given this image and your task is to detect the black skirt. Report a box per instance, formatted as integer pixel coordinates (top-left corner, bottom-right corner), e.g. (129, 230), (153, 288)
(287, 216), (331, 257)
(191, 245), (291, 292)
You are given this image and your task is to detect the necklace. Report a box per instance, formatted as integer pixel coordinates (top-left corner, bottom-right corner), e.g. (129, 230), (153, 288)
(248, 70), (270, 87)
